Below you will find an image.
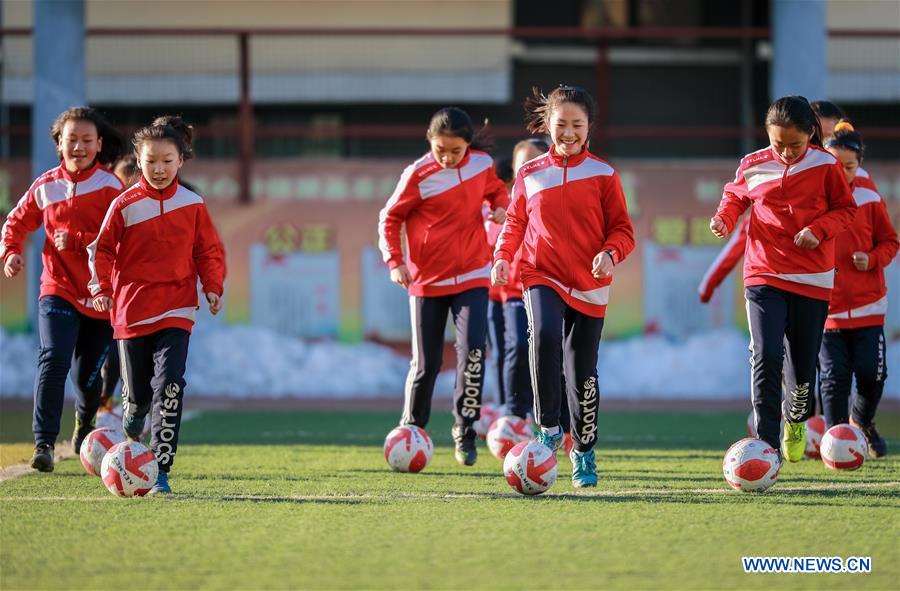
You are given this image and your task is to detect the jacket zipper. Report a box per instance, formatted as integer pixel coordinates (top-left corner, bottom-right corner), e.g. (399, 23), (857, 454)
(455, 167), (464, 284)
(562, 156), (574, 292)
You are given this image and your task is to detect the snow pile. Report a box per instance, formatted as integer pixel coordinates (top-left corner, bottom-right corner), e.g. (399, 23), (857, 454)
(186, 325), (410, 397)
(0, 330), (36, 397)
(1, 325), (897, 400)
(598, 329), (753, 398)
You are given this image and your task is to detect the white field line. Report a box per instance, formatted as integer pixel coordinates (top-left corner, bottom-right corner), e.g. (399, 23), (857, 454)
(0, 411), (201, 483)
(1, 480), (898, 502)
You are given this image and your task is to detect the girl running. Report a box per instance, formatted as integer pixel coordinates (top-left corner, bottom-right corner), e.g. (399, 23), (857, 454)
(89, 116), (226, 494)
(710, 96), (856, 463)
(378, 107), (509, 466)
(819, 122), (898, 455)
(493, 86), (635, 487)
(1, 107), (124, 471)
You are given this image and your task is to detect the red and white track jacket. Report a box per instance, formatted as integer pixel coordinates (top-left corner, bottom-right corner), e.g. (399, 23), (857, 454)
(485, 217), (504, 302)
(378, 149), (509, 297)
(715, 145), (856, 301)
(88, 177), (226, 339)
(698, 216), (749, 303)
(1, 161), (123, 319)
(826, 176), (898, 329)
(494, 147), (635, 318)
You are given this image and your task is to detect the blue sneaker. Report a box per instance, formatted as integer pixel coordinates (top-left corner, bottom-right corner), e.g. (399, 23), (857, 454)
(570, 449), (598, 488)
(148, 471), (171, 495)
(535, 430), (564, 452)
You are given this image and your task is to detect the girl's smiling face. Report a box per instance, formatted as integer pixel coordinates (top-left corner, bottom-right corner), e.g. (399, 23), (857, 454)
(59, 119), (101, 172)
(767, 125), (811, 164)
(138, 139), (184, 190)
(429, 134), (469, 169)
(548, 102), (589, 158)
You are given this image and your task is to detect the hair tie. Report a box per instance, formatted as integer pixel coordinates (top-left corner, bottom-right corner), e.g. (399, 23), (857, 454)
(834, 120), (855, 133)
(825, 138), (861, 151)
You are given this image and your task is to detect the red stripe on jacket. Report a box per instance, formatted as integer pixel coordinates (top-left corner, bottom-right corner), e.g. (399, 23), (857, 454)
(1, 161), (124, 319)
(715, 145), (856, 301)
(826, 176), (899, 329)
(494, 146), (635, 318)
(378, 149), (509, 297)
(88, 176), (226, 339)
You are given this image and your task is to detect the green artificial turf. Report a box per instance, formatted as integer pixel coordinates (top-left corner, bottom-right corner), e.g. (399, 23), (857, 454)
(1, 409), (897, 590)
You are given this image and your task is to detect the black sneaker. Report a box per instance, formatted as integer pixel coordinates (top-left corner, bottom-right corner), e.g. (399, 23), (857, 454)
(855, 421), (887, 458)
(71, 414), (95, 454)
(30, 444), (54, 472)
(451, 424), (477, 466)
(122, 412), (144, 441)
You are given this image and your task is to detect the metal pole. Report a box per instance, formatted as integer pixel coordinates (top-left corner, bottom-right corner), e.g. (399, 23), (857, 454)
(238, 32), (253, 204)
(594, 37), (609, 158)
(29, 0), (85, 329)
(771, 0), (827, 100)
(739, 0), (755, 155)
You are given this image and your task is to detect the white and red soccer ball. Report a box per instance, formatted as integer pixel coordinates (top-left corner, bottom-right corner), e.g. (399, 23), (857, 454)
(95, 407), (123, 433)
(723, 438), (780, 492)
(819, 424), (867, 471)
(79, 428), (125, 476)
(503, 440), (558, 495)
(805, 415), (826, 459)
(100, 441), (158, 497)
(383, 425), (433, 473)
(95, 406), (150, 438)
(474, 404), (500, 440)
(486, 416), (531, 459)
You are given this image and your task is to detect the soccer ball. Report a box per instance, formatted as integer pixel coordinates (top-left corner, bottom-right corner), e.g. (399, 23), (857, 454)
(474, 404), (500, 440)
(95, 407), (150, 438)
(100, 441), (158, 497)
(805, 415), (826, 458)
(504, 440), (558, 495)
(746, 411), (757, 437)
(819, 424), (867, 471)
(383, 425), (433, 473)
(79, 428), (125, 476)
(486, 416), (531, 459)
(95, 407), (123, 433)
(722, 438), (780, 492)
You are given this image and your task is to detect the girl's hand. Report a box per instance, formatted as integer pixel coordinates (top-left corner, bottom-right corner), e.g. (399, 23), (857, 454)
(92, 296), (112, 312)
(592, 251), (614, 278)
(491, 260), (509, 286)
(852, 251), (870, 271)
(206, 292), (223, 315)
(794, 228), (820, 249)
(390, 265), (412, 288)
(488, 207), (506, 224)
(53, 229), (70, 251)
(709, 216), (728, 239)
(3, 254), (24, 278)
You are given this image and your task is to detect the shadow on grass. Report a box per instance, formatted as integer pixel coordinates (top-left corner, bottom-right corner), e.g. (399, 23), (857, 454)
(177, 473), (318, 483)
(171, 494), (367, 506)
(341, 468), (500, 478)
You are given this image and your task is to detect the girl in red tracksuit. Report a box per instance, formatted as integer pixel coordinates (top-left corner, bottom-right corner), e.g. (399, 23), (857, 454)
(89, 117), (226, 494)
(819, 123), (898, 455)
(486, 159), (513, 411)
(378, 107), (509, 466)
(711, 96), (856, 463)
(493, 86), (635, 488)
(1, 107), (124, 471)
